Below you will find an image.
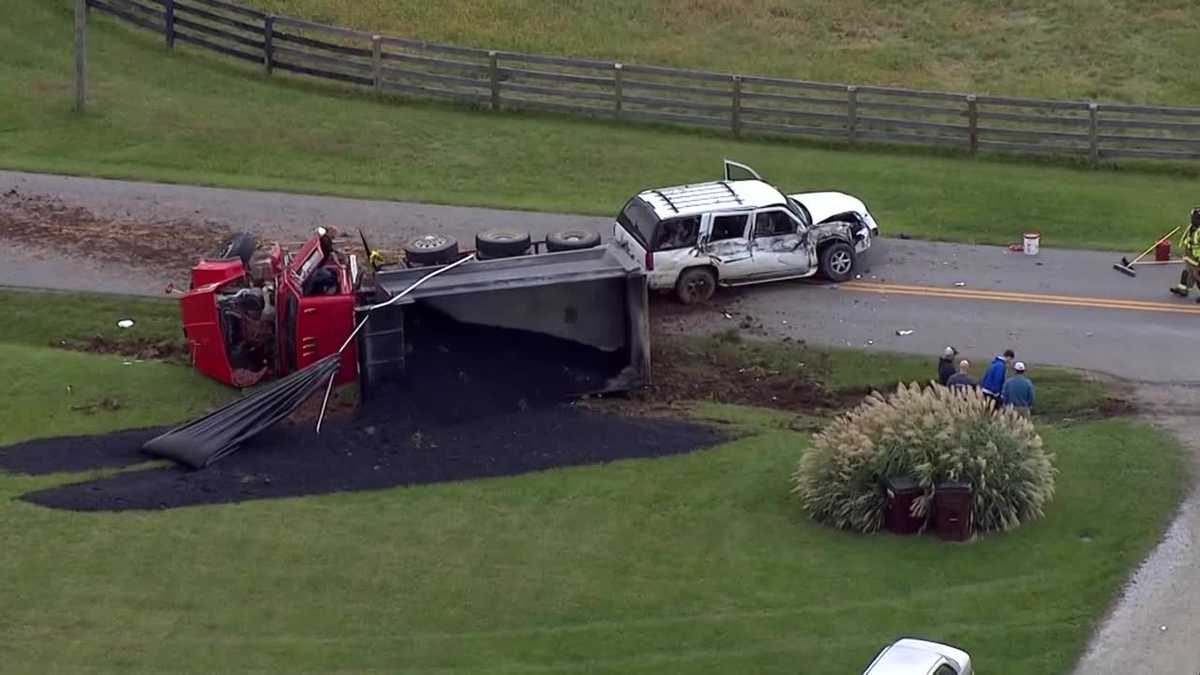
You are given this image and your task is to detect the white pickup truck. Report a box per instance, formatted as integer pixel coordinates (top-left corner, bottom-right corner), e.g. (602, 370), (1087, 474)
(612, 160), (879, 303)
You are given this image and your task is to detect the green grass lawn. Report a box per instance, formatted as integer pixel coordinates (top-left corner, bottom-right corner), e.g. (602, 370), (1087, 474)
(0, 288), (1187, 673)
(249, 0), (1200, 106)
(4, 1), (1200, 252)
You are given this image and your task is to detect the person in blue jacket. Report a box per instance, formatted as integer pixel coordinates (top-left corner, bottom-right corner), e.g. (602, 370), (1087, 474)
(980, 349), (1014, 406)
(1001, 361), (1035, 417)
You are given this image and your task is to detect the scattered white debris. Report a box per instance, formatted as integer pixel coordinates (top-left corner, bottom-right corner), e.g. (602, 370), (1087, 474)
(122, 361), (133, 366)
(954, 282), (967, 287)
(117, 319), (135, 329)
(1160, 625), (1168, 632)
(855, 274), (862, 279)
(781, 320), (789, 325)
(866, 340), (874, 345)
(722, 312), (733, 319)
(896, 329), (914, 336)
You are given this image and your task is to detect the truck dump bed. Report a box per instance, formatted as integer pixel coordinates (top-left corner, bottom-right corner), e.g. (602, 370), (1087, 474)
(359, 244), (650, 417)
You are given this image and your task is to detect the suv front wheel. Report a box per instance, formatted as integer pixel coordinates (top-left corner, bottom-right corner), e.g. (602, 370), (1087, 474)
(819, 241), (855, 282)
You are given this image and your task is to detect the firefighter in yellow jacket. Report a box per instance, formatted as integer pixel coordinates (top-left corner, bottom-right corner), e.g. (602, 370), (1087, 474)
(1170, 208), (1200, 300)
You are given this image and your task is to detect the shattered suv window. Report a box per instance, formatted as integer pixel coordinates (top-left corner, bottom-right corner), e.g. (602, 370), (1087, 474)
(711, 214), (748, 241)
(754, 210), (798, 238)
(617, 198), (659, 248)
(653, 216), (701, 251)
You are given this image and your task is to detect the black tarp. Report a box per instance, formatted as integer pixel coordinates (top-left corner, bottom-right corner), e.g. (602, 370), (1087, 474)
(142, 354), (341, 469)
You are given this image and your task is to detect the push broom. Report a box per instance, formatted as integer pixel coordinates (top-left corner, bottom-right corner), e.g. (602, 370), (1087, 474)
(1113, 226), (1181, 277)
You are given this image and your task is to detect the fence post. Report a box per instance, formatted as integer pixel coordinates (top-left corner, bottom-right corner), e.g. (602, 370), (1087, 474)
(488, 51), (501, 111)
(263, 15), (275, 75)
(74, 0), (87, 113)
(613, 63), (623, 119)
(164, 0), (175, 48)
(371, 35), (383, 97)
(731, 75), (742, 137)
(1088, 103), (1099, 164)
(846, 85), (858, 142)
(966, 94), (978, 154)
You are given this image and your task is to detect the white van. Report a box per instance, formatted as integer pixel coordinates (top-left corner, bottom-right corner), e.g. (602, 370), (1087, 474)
(612, 160), (879, 303)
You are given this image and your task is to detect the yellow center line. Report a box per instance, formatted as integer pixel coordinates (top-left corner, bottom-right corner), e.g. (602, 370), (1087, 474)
(839, 281), (1200, 316)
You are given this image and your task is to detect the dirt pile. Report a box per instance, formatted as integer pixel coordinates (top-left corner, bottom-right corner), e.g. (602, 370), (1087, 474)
(636, 338), (835, 410)
(6, 406), (728, 511)
(57, 335), (190, 363)
(0, 188), (233, 275)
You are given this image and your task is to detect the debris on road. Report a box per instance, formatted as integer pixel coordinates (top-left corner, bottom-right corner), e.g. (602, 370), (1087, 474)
(0, 189), (235, 276)
(896, 329), (914, 336)
(954, 282), (966, 287)
(116, 319), (134, 329)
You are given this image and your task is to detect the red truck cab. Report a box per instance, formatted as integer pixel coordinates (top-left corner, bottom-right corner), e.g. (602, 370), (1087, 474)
(180, 230), (358, 388)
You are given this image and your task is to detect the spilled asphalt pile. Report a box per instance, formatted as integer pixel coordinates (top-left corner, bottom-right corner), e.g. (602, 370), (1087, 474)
(2, 404), (726, 512)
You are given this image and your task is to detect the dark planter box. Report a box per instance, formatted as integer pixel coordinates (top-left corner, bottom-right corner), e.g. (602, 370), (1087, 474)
(934, 480), (974, 541)
(882, 475), (924, 535)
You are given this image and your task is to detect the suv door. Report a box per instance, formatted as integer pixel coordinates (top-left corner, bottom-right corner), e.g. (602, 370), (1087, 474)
(700, 212), (756, 282)
(745, 208), (813, 278)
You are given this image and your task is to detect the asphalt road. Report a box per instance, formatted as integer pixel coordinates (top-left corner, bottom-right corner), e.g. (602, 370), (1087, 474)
(3, 169), (1196, 384)
(2, 170), (1199, 672)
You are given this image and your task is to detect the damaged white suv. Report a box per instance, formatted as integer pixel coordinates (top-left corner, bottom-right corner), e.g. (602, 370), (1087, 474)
(613, 160), (879, 303)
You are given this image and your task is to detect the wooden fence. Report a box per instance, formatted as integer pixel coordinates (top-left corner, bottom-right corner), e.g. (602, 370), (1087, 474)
(89, 0), (1200, 163)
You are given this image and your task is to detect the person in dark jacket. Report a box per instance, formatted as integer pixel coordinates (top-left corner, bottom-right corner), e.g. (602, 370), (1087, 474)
(946, 359), (977, 390)
(980, 349), (1014, 406)
(937, 346), (958, 385)
(1001, 361), (1035, 417)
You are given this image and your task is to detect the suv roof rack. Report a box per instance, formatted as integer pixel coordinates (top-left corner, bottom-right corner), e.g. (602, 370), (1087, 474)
(641, 181), (745, 215)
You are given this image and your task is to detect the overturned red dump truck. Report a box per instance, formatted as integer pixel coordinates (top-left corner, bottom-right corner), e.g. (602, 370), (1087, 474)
(178, 228), (651, 404)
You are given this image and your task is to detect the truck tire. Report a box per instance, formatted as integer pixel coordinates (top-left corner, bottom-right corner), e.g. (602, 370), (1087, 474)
(819, 241), (855, 282)
(475, 230), (532, 259)
(675, 267), (717, 305)
(404, 234), (460, 266)
(210, 232), (257, 267)
(546, 229), (601, 252)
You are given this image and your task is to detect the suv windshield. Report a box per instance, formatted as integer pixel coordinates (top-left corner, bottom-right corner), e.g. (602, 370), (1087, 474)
(617, 198), (659, 247)
(785, 197), (812, 226)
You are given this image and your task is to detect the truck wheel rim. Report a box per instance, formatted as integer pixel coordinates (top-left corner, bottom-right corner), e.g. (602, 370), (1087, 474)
(687, 276), (711, 297)
(411, 236), (447, 249)
(831, 250), (852, 275)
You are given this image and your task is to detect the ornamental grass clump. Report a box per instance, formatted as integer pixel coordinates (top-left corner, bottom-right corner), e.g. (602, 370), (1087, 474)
(792, 383), (1056, 534)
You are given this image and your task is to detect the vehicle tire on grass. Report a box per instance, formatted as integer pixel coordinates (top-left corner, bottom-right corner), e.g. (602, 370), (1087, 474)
(546, 230), (601, 252)
(476, 230), (532, 259)
(819, 241), (856, 282)
(210, 232), (257, 267)
(675, 267), (717, 305)
(404, 234), (460, 266)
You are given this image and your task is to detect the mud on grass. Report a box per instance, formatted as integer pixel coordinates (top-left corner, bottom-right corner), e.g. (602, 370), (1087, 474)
(633, 334), (838, 411)
(55, 334), (190, 364)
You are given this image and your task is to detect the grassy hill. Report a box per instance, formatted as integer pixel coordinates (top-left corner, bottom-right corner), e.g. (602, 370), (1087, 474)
(248, 0), (1200, 105)
(3, 0), (1200, 252)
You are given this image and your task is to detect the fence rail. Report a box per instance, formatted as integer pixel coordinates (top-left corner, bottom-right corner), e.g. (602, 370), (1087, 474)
(90, 0), (1200, 163)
